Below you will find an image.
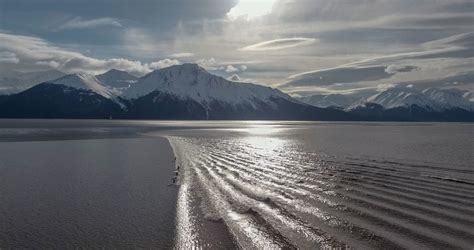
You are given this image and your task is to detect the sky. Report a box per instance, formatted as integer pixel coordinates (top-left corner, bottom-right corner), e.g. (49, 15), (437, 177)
(0, 0), (473, 96)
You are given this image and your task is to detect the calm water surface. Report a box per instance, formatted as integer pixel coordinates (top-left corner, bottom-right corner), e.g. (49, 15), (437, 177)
(1, 120), (473, 249)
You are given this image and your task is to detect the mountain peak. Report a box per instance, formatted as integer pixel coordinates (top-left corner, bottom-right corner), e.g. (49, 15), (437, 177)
(75, 72), (94, 78)
(122, 63), (292, 105)
(96, 69), (138, 88)
(51, 73), (118, 99)
(53, 72), (94, 82)
(97, 69), (136, 78)
(99, 68), (134, 76)
(174, 63), (207, 71)
(105, 68), (124, 73)
(155, 63), (208, 76)
(348, 86), (473, 111)
(141, 63), (211, 84)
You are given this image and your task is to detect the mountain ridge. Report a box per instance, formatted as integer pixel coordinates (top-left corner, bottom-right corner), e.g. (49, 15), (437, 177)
(96, 69), (138, 88)
(0, 64), (353, 121)
(0, 64), (472, 121)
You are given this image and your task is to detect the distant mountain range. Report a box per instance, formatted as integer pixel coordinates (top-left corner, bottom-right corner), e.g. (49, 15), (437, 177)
(296, 94), (360, 109)
(297, 87), (474, 121)
(0, 64), (350, 120)
(0, 64), (472, 121)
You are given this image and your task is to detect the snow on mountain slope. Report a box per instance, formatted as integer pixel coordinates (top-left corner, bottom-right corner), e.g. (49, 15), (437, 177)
(51, 73), (119, 99)
(96, 69), (138, 88)
(366, 87), (434, 109)
(422, 88), (473, 111)
(463, 91), (474, 102)
(348, 87), (473, 111)
(297, 94), (359, 108)
(122, 63), (295, 108)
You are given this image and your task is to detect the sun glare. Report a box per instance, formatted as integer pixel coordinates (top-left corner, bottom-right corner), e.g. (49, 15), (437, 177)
(227, 0), (277, 20)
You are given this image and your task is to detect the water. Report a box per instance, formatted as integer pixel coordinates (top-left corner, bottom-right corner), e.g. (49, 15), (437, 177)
(1, 120), (473, 249)
(0, 121), (178, 248)
(160, 122), (474, 249)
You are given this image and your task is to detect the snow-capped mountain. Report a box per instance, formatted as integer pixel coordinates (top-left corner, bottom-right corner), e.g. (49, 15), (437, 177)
(464, 91), (474, 102)
(51, 73), (120, 99)
(1, 64), (471, 121)
(0, 69), (65, 94)
(96, 69), (138, 88)
(0, 64), (352, 120)
(0, 80), (122, 119)
(123, 63), (292, 104)
(123, 64), (349, 119)
(350, 87), (435, 110)
(296, 94), (360, 109)
(422, 88), (473, 111)
(348, 87), (473, 111)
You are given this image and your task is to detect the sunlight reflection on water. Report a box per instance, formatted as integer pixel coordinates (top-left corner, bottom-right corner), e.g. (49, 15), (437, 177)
(164, 122), (474, 249)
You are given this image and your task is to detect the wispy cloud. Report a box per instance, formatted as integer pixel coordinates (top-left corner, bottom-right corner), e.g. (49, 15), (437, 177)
(1, 0), (473, 95)
(57, 17), (122, 31)
(281, 32), (474, 94)
(224, 65), (238, 73)
(240, 38), (317, 51)
(149, 58), (181, 70)
(227, 73), (256, 83)
(0, 51), (19, 64)
(0, 32), (176, 75)
(169, 52), (194, 58)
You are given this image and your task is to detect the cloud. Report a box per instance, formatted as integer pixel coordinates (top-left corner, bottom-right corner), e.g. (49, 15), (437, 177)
(57, 17), (122, 30)
(1, 0), (236, 33)
(216, 64), (248, 73)
(0, 32), (178, 75)
(224, 65), (238, 73)
(0, 51), (19, 64)
(227, 0), (277, 20)
(226, 73), (256, 83)
(1, 0), (473, 96)
(393, 72), (474, 90)
(194, 58), (250, 74)
(227, 74), (241, 81)
(385, 65), (418, 74)
(148, 58), (181, 69)
(286, 66), (395, 87)
(195, 57), (219, 70)
(36, 60), (60, 68)
(169, 52), (195, 58)
(240, 38), (317, 51)
(282, 31), (474, 95)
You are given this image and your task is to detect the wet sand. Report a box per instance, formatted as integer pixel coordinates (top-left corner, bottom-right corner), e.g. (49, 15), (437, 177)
(0, 137), (178, 248)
